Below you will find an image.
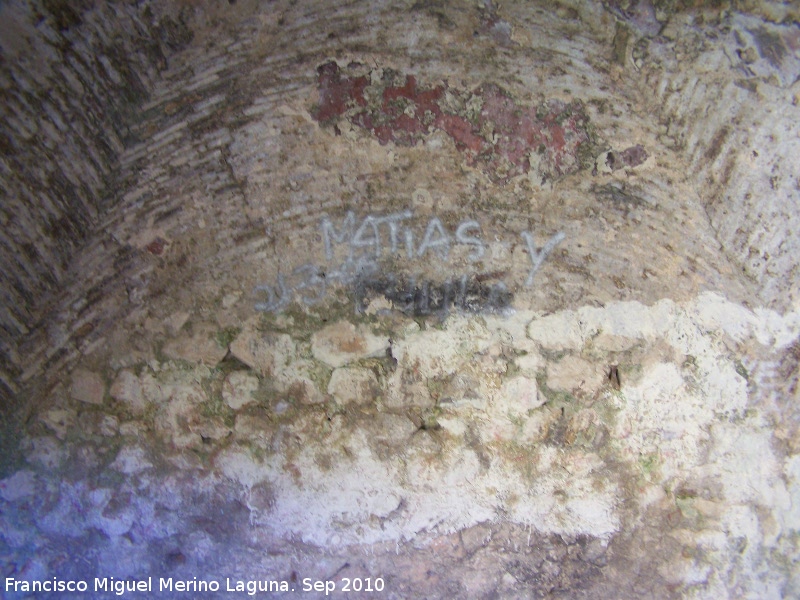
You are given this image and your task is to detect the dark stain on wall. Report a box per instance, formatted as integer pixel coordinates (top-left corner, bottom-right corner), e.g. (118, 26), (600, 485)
(353, 273), (513, 316)
(0, 1), (188, 401)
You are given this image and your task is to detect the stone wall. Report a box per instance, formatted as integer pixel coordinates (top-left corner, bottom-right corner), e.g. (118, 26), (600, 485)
(1, 1), (799, 598)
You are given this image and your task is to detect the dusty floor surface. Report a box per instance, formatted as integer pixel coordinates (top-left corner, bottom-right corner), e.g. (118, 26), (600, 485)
(2, 1), (800, 598)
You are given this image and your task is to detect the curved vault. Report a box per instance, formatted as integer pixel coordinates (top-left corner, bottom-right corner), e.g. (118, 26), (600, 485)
(1, 1), (800, 598)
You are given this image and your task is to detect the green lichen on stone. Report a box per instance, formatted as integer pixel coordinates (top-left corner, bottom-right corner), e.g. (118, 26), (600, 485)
(733, 359), (749, 381)
(425, 376), (450, 401)
(199, 369), (235, 427)
(676, 497), (701, 524)
(539, 348), (569, 362)
(535, 371), (576, 406)
(215, 326), (242, 349)
(499, 439), (538, 484)
(576, 120), (604, 170)
(306, 362), (334, 395)
(200, 391), (235, 428)
(638, 453), (659, 477)
(420, 405), (442, 430)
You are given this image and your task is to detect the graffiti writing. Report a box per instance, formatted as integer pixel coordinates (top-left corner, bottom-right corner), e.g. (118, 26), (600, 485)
(320, 211), (486, 263)
(354, 274), (512, 316)
(254, 210), (564, 315)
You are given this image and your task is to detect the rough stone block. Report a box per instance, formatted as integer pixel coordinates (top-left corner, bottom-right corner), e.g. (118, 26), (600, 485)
(497, 376), (545, 415)
(0, 470), (38, 502)
(222, 370), (259, 410)
(110, 446), (153, 474)
(514, 350), (545, 375)
(527, 312), (583, 351)
(392, 317), (493, 380)
(110, 369), (148, 414)
(161, 325), (229, 366)
(327, 367), (378, 405)
(230, 324), (295, 376)
(234, 411), (275, 447)
(311, 321), (389, 368)
(69, 368), (106, 405)
(370, 413), (417, 445)
(546, 356), (606, 395)
(40, 408), (75, 440)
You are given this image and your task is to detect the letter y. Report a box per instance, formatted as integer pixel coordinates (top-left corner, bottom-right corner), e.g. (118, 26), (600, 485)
(521, 231), (565, 287)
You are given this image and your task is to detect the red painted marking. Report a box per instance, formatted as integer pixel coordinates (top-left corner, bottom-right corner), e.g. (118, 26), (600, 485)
(313, 61), (592, 183)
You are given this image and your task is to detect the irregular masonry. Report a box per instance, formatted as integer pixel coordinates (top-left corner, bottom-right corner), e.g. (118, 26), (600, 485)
(3, 292), (800, 597)
(2, 1), (800, 598)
